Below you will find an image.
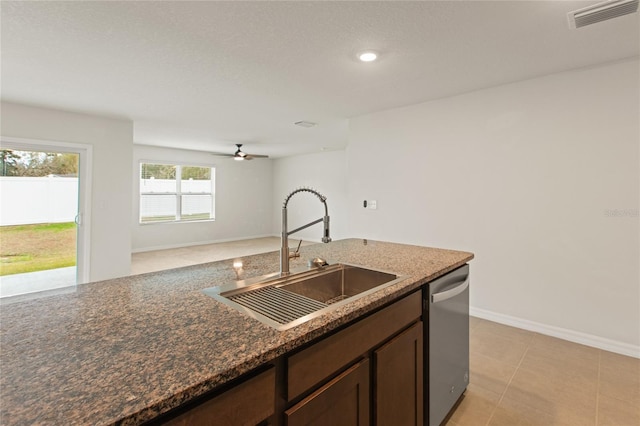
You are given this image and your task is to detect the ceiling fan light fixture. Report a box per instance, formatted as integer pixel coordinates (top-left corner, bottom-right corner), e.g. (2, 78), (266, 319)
(210, 143), (269, 160)
(567, 0), (639, 28)
(233, 143), (248, 160)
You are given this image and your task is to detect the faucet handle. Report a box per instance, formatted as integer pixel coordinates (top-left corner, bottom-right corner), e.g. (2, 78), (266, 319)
(308, 257), (329, 268)
(289, 239), (302, 259)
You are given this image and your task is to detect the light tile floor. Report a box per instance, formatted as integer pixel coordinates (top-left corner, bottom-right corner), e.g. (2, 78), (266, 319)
(131, 236), (314, 275)
(132, 238), (640, 426)
(448, 317), (640, 426)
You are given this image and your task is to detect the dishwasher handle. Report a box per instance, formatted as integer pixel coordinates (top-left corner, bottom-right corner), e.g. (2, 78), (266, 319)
(431, 277), (469, 303)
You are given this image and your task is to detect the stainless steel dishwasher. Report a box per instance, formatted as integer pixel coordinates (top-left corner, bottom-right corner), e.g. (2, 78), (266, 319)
(424, 264), (470, 426)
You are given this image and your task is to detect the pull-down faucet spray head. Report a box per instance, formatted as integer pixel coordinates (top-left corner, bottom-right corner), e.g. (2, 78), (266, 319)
(321, 216), (331, 243)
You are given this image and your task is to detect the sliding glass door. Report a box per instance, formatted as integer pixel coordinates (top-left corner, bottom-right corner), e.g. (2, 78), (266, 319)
(0, 138), (91, 298)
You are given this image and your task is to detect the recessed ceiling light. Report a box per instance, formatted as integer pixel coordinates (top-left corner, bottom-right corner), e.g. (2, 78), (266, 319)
(358, 51), (378, 62)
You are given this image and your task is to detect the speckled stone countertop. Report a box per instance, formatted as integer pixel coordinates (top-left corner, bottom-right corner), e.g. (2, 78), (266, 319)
(0, 239), (473, 425)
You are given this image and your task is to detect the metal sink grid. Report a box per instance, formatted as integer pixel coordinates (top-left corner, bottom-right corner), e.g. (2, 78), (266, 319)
(227, 286), (328, 325)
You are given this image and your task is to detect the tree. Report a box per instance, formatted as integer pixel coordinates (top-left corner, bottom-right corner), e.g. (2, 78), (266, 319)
(182, 166), (210, 180)
(141, 163), (176, 179)
(48, 153), (79, 176)
(2, 151), (79, 177)
(0, 150), (21, 176)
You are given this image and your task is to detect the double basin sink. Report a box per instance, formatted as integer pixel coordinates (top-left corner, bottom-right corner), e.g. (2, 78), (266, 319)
(203, 263), (406, 331)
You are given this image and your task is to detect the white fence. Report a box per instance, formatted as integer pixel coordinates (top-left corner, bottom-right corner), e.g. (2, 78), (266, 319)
(0, 176), (78, 226)
(140, 177), (212, 193)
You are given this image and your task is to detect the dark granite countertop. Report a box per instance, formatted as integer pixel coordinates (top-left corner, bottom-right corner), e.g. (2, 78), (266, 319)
(0, 239), (473, 425)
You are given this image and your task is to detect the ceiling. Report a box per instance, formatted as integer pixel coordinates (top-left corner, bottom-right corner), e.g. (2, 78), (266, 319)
(1, 1), (638, 158)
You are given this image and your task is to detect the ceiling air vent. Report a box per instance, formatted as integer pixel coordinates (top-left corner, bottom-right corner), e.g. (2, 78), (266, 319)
(294, 121), (318, 128)
(568, 0), (639, 29)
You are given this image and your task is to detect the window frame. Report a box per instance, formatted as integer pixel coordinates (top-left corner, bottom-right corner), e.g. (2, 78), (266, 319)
(139, 161), (215, 224)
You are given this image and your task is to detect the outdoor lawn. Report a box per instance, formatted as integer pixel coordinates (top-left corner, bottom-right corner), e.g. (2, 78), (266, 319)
(0, 222), (76, 276)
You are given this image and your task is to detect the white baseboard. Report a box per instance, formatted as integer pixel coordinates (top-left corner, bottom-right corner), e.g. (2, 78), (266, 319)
(132, 234), (276, 253)
(470, 307), (640, 359)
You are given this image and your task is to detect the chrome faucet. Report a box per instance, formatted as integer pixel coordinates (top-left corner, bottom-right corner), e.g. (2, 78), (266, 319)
(280, 187), (331, 275)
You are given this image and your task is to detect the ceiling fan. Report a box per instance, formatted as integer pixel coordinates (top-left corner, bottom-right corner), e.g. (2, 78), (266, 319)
(211, 144), (269, 161)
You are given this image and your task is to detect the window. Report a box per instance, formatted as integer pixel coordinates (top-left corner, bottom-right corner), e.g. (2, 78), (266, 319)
(139, 163), (215, 223)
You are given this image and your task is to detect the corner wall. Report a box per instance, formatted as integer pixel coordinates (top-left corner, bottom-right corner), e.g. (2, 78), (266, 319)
(132, 145), (273, 252)
(272, 150), (348, 243)
(347, 59), (640, 353)
(1, 101), (133, 282)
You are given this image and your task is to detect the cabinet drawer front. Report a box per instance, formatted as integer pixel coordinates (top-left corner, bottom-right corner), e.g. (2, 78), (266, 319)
(285, 359), (370, 426)
(164, 367), (275, 426)
(287, 291), (421, 400)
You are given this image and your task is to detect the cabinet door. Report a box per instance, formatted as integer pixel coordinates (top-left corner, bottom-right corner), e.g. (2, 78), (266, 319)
(288, 291), (421, 401)
(374, 322), (423, 426)
(285, 359), (370, 426)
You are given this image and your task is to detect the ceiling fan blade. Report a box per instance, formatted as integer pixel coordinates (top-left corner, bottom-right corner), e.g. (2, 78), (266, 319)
(210, 152), (235, 157)
(245, 154), (269, 159)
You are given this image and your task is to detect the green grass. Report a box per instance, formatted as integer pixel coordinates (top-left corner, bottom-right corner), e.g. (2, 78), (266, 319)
(0, 222), (76, 276)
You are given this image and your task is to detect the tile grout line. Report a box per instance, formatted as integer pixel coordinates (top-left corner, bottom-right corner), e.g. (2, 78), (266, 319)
(595, 349), (601, 426)
(483, 334), (534, 426)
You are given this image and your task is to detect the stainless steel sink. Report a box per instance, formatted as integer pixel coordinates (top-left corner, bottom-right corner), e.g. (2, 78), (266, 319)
(203, 263), (406, 331)
(279, 265), (397, 304)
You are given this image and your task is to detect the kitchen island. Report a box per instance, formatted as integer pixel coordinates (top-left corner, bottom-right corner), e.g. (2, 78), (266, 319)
(0, 239), (473, 425)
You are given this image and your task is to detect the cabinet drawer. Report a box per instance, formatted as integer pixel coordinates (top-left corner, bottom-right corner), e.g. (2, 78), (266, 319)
(287, 291), (421, 400)
(163, 367), (275, 426)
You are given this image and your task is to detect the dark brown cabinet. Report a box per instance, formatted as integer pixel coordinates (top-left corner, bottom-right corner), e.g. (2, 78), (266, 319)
(162, 367), (275, 426)
(285, 359), (370, 426)
(157, 291), (424, 426)
(284, 291), (423, 426)
(287, 291), (422, 401)
(374, 322), (423, 426)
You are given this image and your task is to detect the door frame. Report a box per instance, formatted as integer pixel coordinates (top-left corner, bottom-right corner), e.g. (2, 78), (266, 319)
(0, 136), (93, 284)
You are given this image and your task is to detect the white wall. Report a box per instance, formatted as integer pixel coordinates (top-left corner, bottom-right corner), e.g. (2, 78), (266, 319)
(348, 59), (639, 353)
(0, 177), (78, 225)
(1, 101), (133, 282)
(272, 150), (348, 243)
(132, 145), (273, 251)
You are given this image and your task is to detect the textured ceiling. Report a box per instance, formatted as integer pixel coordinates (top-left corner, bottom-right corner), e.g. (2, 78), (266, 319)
(1, 1), (638, 158)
